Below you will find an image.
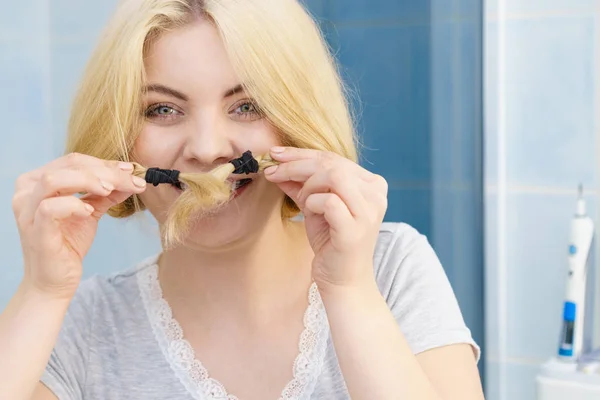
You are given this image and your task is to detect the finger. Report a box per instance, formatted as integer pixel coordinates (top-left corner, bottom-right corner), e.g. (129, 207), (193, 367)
(269, 146), (327, 161)
(32, 197), (95, 253)
(82, 190), (136, 217)
(18, 153), (133, 188)
(12, 188), (33, 221)
(21, 167), (146, 225)
(304, 193), (354, 233)
(268, 147), (373, 181)
(358, 174), (389, 219)
(34, 196), (94, 232)
(264, 158), (320, 183)
(297, 168), (368, 217)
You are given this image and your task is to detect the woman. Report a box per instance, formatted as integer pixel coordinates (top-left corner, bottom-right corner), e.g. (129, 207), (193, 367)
(0, 0), (484, 399)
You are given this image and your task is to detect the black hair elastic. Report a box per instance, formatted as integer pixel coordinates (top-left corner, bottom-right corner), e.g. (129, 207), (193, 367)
(144, 168), (182, 189)
(230, 150), (259, 174)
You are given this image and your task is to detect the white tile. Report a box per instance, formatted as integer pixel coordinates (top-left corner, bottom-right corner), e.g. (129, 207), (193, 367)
(484, 193), (501, 359)
(505, 361), (542, 400)
(486, 360), (543, 400)
(505, 0), (596, 15)
(503, 17), (596, 188)
(484, 20), (500, 187)
(485, 360), (502, 400)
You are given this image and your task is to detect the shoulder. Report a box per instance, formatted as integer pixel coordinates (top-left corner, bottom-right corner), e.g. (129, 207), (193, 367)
(67, 254), (160, 321)
(372, 222), (436, 287)
(41, 255), (162, 399)
(372, 221), (450, 300)
(372, 222), (480, 360)
(373, 221), (426, 259)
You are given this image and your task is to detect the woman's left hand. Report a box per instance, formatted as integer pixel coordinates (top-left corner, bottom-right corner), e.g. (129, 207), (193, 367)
(264, 146), (388, 292)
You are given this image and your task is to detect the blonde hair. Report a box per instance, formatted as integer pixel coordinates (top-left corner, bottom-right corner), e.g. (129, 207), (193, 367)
(65, 0), (358, 245)
(132, 152), (278, 246)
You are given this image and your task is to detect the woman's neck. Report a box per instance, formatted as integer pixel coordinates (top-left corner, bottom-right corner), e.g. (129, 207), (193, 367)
(156, 216), (314, 328)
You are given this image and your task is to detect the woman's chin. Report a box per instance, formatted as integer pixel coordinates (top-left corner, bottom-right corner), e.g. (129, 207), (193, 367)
(179, 211), (257, 249)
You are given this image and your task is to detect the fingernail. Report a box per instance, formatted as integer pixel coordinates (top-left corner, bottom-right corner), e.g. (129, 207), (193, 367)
(119, 162), (134, 171)
(101, 181), (114, 191)
(84, 203), (95, 214)
(133, 176), (147, 188)
(271, 146), (285, 154)
(264, 165), (278, 175)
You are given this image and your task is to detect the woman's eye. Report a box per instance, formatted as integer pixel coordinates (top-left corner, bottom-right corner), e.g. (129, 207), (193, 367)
(237, 103), (255, 113)
(156, 106), (175, 115)
(231, 101), (262, 121)
(145, 104), (182, 119)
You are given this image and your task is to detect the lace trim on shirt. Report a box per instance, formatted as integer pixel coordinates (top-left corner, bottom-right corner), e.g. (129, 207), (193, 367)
(136, 259), (329, 400)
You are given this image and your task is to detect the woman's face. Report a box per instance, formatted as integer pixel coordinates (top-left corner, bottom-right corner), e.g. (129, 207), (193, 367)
(134, 18), (285, 248)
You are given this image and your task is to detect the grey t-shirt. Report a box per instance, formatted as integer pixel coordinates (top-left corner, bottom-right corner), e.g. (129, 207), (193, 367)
(41, 222), (480, 400)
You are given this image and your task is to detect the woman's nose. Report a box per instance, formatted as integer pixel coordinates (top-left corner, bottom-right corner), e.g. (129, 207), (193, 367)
(182, 115), (235, 168)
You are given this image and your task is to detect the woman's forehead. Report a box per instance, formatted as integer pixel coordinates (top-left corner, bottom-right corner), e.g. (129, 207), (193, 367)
(144, 20), (242, 100)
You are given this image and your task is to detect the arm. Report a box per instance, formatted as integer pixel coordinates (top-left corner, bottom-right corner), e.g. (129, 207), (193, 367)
(321, 281), (484, 400)
(263, 148), (483, 399)
(0, 283), (67, 400)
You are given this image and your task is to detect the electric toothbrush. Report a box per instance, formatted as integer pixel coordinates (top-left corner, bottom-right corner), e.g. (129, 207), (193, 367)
(558, 184), (595, 362)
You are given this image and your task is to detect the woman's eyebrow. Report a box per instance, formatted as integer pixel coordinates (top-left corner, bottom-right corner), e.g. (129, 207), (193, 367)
(144, 84), (189, 102)
(223, 84), (244, 98)
(144, 83), (245, 101)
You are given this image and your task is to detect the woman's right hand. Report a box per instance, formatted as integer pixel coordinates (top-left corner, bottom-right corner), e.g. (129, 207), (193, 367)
(12, 152), (147, 300)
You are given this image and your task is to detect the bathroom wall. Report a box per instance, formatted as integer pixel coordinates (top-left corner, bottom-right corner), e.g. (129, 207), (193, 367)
(484, 0), (600, 399)
(0, 0), (485, 391)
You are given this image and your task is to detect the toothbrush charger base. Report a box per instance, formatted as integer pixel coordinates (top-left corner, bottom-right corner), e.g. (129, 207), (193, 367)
(536, 358), (600, 400)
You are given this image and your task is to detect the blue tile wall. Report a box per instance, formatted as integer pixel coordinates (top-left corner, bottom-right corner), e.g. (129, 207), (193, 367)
(0, 171), (26, 308)
(385, 188), (432, 236)
(332, 24), (432, 183)
(327, 0), (430, 23)
(457, 20), (481, 184)
(0, 0), (46, 40)
(49, 39), (95, 158)
(49, 0), (119, 40)
(0, 41), (54, 172)
(458, 0), (482, 18)
(0, 0), (152, 307)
